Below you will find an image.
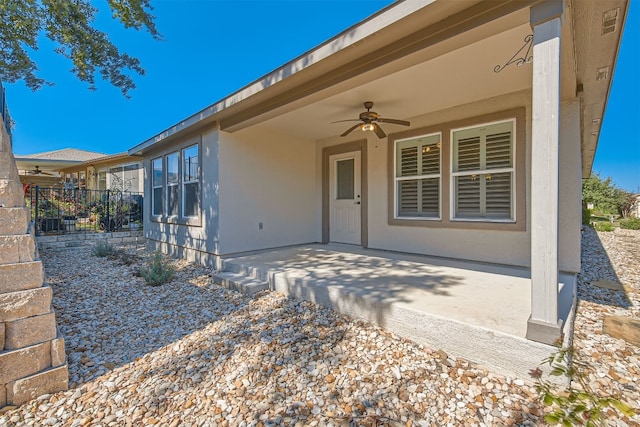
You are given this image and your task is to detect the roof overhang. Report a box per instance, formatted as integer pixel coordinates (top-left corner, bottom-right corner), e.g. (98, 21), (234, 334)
(571, 0), (629, 178)
(59, 152), (142, 171)
(14, 157), (83, 170)
(129, 0), (542, 156)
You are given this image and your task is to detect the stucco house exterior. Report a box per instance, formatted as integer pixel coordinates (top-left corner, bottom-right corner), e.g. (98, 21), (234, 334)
(129, 0), (628, 361)
(630, 194), (640, 219)
(58, 152), (144, 193)
(15, 148), (105, 188)
(15, 149), (143, 193)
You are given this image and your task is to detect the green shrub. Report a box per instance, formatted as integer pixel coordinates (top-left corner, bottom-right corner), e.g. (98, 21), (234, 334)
(593, 221), (615, 232)
(140, 251), (174, 286)
(531, 348), (634, 426)
(582, 207), (592, 226)
(92, 240), (117, 257)
(620, 218), (640, 230)
(115, 249), (139, 265)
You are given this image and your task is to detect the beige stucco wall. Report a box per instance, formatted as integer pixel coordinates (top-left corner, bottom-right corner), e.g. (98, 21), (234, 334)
(143, 127), (220, 260)
(315, 90), (583, 270)
(217, 127), (317, 254)
(316, 91), (532, 267)
(142, 91), (583, 272)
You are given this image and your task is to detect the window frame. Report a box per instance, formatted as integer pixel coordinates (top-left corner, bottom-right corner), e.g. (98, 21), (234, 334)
(149, 137), (202, 226)
(393, 132), (442, 220)
(387, 108), (525, 232)
(450, 118), (516, 223)
(165, 151), (180, 218)
(151, 157), (163, 217)
(109, 162), (141, 192)
(181, 144), (200, 218)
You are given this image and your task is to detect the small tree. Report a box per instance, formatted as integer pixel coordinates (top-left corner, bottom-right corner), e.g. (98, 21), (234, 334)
(615, 189), (635, 219)
(582, 173), (632, 217)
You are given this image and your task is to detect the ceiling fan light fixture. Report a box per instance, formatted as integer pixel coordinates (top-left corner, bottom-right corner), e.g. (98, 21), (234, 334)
(335, 102), (410, 139)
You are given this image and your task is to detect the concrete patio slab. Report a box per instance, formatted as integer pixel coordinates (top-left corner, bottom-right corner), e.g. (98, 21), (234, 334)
(220, 243), (575, 380)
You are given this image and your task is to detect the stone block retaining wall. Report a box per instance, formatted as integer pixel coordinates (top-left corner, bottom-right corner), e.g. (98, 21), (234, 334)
(1, 121), (69, 408)
(36, 230), (145, 251)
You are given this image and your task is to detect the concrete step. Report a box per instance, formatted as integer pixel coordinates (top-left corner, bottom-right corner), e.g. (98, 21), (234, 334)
(0, 207), (30, 235)
(0, 235), (36, 265)
(220, 260), (271, 281)
(0, 261), (44, 294)
(213, 271), (268, 296)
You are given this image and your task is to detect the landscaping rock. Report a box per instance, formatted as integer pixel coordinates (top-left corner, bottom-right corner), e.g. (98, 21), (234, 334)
(592, 279), (625, 291)
(602, 315), (640, 346)
(1, 229), (639, 426)
(4, 312), (57, 350)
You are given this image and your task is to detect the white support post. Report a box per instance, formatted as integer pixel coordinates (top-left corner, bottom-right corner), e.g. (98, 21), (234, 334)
(527, 1), (564, 345)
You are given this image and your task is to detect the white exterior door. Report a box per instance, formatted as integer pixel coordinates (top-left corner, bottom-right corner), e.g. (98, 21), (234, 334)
(329, 151), (361, 245)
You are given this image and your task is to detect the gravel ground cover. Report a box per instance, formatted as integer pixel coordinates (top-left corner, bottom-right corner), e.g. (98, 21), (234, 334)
(1, 228), (639, 426)
(572, 227), (640, 426)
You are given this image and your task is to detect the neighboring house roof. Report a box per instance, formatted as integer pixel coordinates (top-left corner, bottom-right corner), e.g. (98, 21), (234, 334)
(87, 152), (141, 165)
(15, 148), (108, 173)
(58, 152), (142, 172)
(15, 148), (105, 162)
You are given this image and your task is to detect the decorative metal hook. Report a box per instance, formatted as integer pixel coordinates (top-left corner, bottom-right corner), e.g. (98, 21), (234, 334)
(494, 34), (533, 73)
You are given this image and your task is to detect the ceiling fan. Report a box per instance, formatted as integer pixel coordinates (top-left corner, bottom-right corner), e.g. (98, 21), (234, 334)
(27, 166), (54, 176)
(333, 101), (410, 139)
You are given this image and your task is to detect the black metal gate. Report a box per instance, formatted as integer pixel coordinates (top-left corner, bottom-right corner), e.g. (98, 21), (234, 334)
(27, 186), (143, 235)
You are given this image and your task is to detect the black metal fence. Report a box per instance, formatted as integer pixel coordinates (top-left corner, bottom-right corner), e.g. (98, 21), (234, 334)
(27, 186), (143, 235)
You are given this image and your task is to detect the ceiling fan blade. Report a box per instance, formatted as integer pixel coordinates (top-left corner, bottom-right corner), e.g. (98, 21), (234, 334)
(373, 123), (387, 139)
(331, 119), (360, 123)
(378, 118), (410, 126)
(41, 171), (54, 176)
(341, 123), (361, 137)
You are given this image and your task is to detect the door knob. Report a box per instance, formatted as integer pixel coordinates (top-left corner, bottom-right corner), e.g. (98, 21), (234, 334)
(354, 201), (361, 205)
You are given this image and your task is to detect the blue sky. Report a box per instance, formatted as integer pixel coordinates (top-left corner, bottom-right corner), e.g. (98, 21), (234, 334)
(6, 0), (639, 192)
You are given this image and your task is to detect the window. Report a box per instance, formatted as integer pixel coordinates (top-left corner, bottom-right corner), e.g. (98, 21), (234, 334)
(151, 140), (202, 222)
(394, 133), (441, 219)
(336, 158), (355, 199)
(109, 164), (141, 192)
(451, 120), (514, 221)
(79, 171), (86, 189)
(182, 144), (199, 217)
(166, 152), (179, 217)
(64, 172), (78, 190)
(98, 171), (107, 191)
(152, 158), (163, 216)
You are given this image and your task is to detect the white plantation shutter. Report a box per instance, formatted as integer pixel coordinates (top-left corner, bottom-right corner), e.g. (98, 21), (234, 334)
(484, 130), (512, 217)
(455, 175), (480, 216)
(395, 134), (441, 218)
(399, 180), (418, 214)
(452, 120), (514, 220)
(421, 178), (440, 216)
(400, 146), (418, 176)
(486, 172), (511, 217)
(456, 136), (480, 171)
(486, 132), (512, 169)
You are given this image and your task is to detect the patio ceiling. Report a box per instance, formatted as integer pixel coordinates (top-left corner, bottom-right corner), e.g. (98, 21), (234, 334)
(256, 21), (535, 142)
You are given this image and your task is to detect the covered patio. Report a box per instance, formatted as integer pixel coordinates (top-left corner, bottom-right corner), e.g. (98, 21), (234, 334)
(215, 243), (575, 380)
